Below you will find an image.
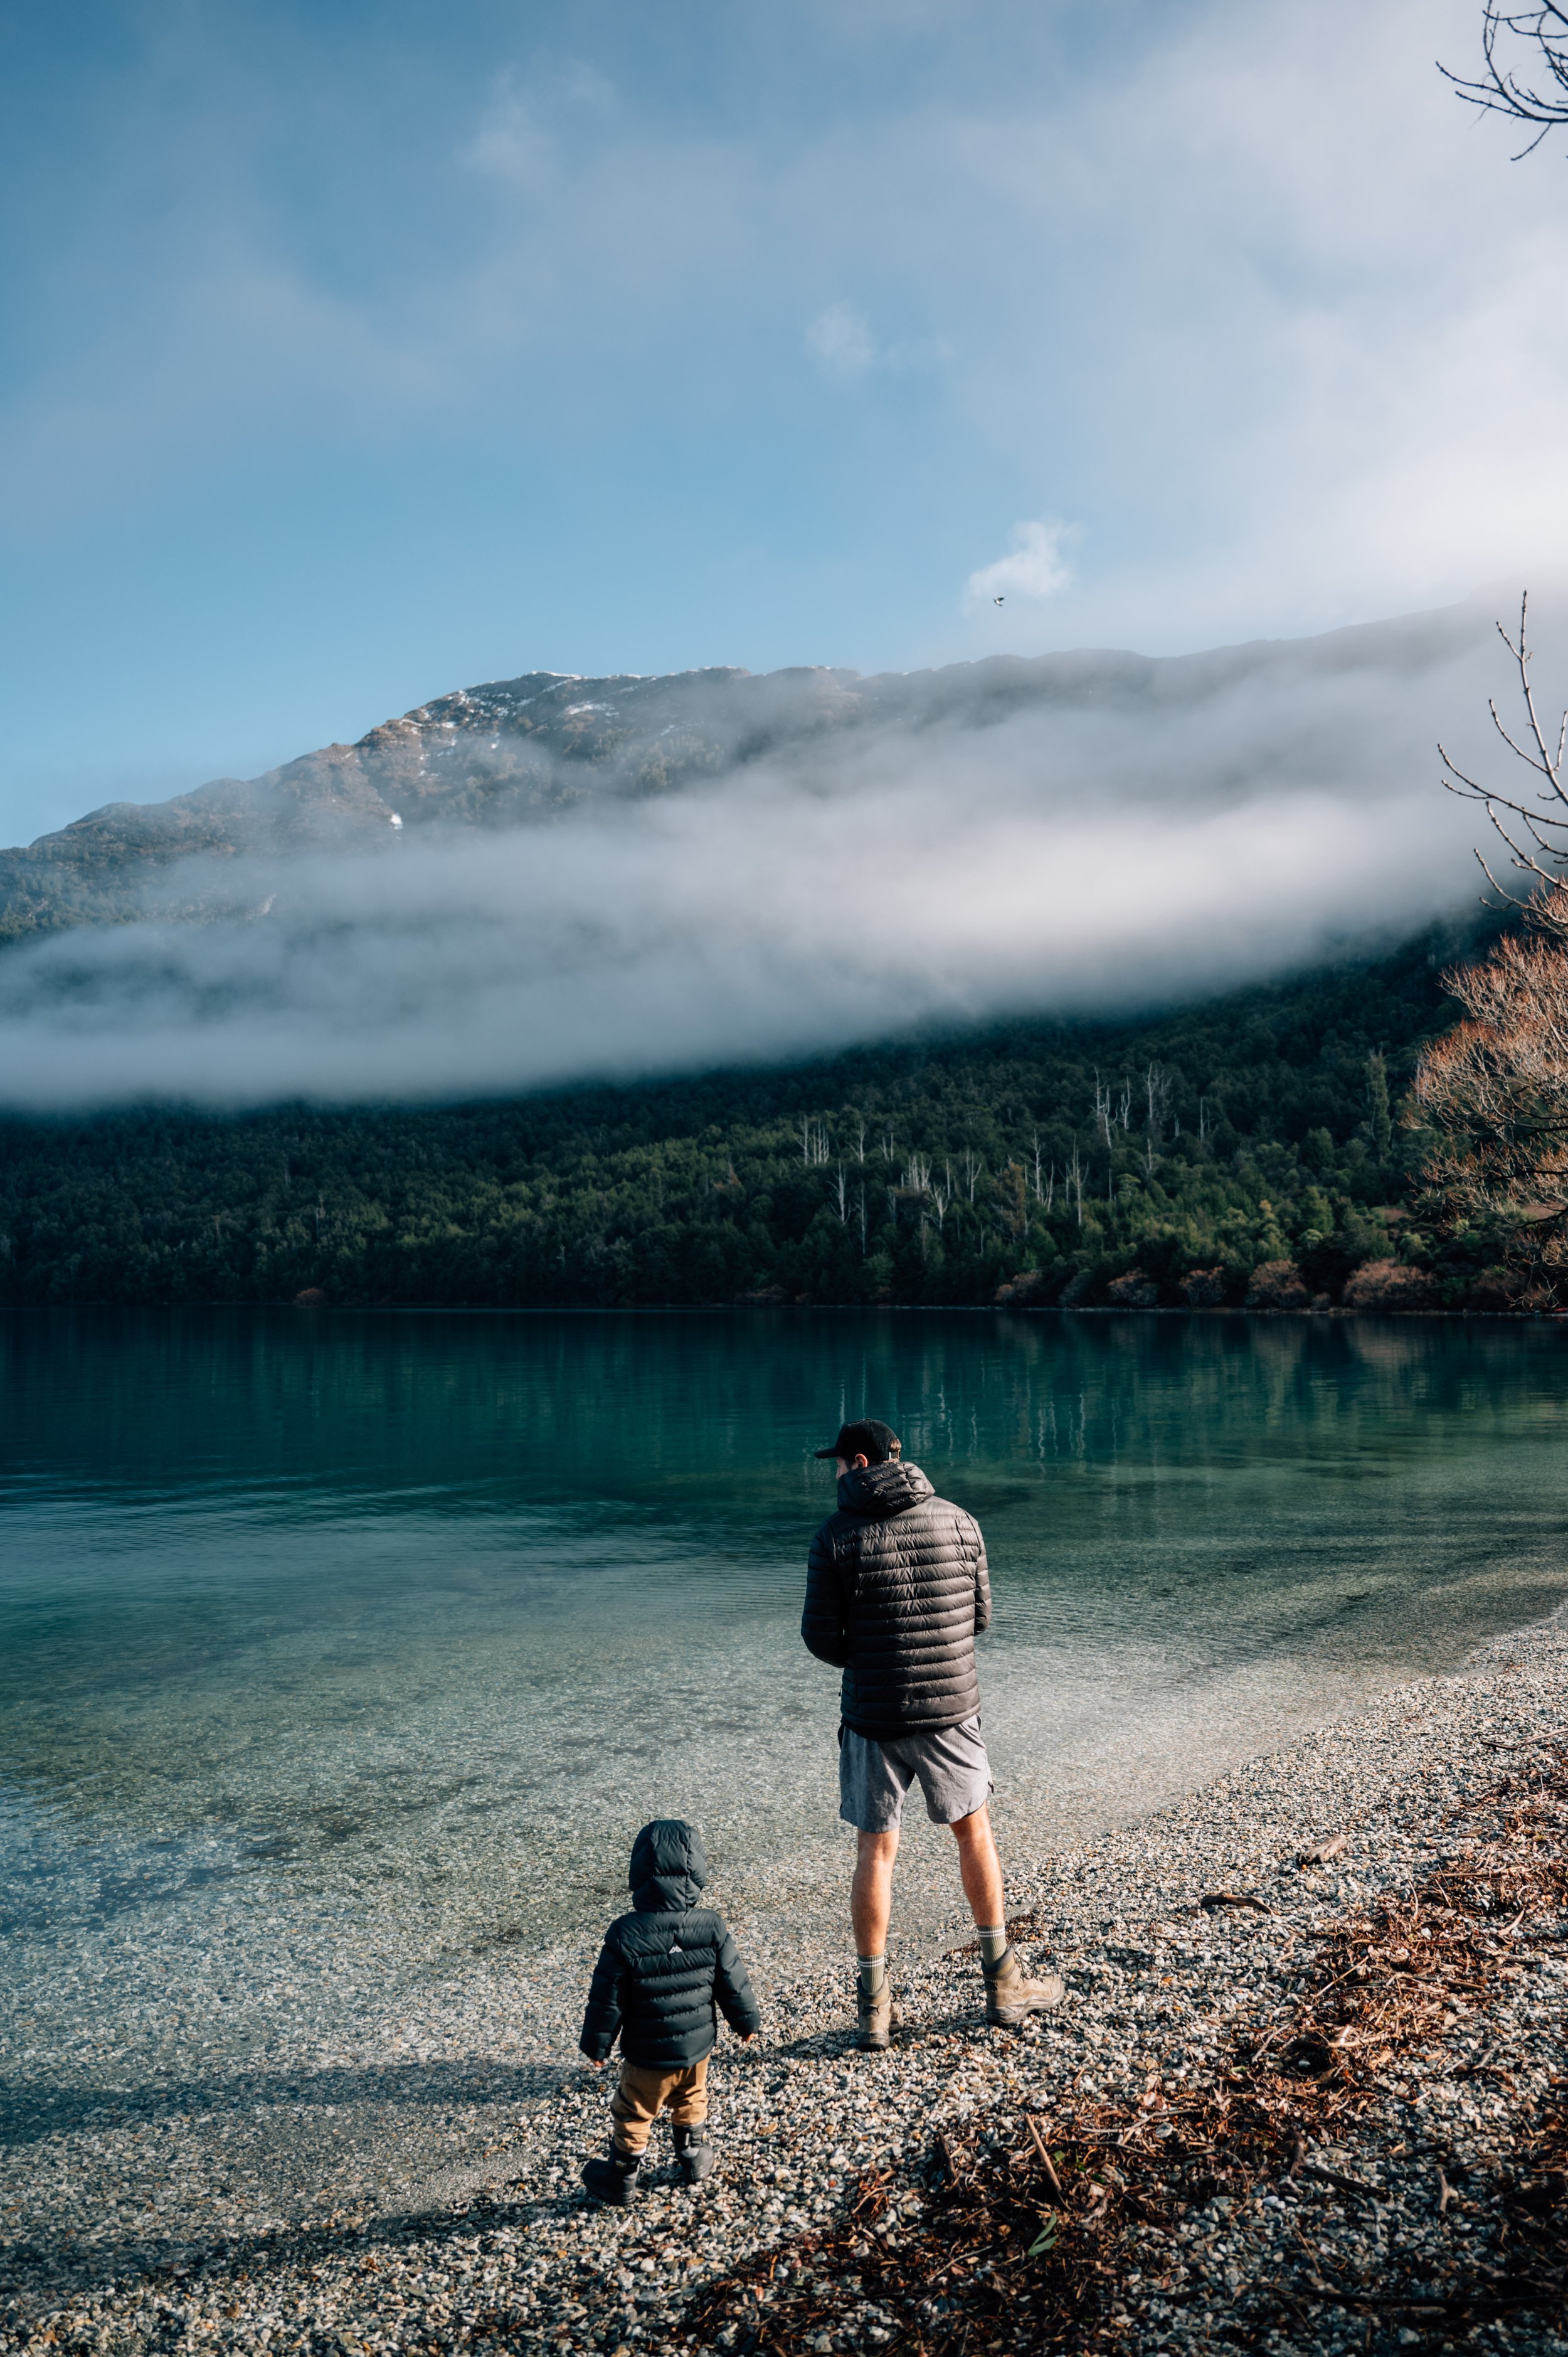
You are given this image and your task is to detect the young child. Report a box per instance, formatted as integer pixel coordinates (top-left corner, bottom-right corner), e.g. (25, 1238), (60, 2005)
(580, 1817), (761, 2205)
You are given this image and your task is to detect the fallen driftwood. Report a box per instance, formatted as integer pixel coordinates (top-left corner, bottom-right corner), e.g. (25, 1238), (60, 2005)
(1296, 1833), (1349, 1866)
(1200, 1890), (1275, 1914)
(1297, 2159), (1385, 2201)
(1024, 2114), (1066, 2202)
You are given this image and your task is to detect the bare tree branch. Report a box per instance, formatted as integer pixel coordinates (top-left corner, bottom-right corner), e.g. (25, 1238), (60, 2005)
(1437, 595), (1568, 909)
(1440, 4), (1568, 156)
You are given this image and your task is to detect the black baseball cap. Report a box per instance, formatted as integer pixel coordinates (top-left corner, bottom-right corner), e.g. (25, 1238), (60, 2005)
(813, 1418), (901, 1464)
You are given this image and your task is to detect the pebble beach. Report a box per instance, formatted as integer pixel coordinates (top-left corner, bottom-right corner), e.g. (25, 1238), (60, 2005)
(7, 1612), (1568, 2356)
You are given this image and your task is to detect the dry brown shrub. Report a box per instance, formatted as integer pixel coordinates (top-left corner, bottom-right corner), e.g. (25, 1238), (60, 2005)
(1341, 1258), (1439, 1312)
(1180, 1266), (1228, 1308)
(1244, 1258), (1310, 1311)
(1410, 600), (1568, 1288)
(1106, 1269), (1158, 1308)
(1415, 894), (1568, 1272)
(994, 1271), (1048, 1307)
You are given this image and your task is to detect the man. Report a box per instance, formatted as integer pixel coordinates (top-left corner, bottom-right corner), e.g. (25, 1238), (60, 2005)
(802, 1417), (1064, 2050)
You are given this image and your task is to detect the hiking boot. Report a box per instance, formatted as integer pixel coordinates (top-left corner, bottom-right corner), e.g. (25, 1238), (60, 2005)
(982, 1945), (1066, 2030)
(856, 1977), (896, 2051)
(581, 2145), (642, 2206)
(672, 2124), (714, 2184)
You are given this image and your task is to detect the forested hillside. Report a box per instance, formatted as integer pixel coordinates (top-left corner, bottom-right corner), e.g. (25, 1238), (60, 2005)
(0, 925), (1525, 1311)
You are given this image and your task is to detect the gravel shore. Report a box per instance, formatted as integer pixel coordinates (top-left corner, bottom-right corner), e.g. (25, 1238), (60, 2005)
(8, 1612), (1568, 2355)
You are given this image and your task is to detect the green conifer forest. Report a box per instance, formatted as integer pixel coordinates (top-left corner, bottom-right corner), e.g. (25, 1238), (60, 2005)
(0, 928), (1522, 1311)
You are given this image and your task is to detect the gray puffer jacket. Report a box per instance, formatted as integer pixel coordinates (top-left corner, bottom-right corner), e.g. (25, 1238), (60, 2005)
(802, 1460), (991, 1739)
(580, 1819), (761, 2070)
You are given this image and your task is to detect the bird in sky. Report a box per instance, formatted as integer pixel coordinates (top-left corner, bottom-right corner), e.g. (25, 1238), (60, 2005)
(993, 596), (1005, 606)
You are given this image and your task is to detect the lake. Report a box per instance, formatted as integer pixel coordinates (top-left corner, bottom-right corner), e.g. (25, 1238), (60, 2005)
(3, 1305), (1568, 2120)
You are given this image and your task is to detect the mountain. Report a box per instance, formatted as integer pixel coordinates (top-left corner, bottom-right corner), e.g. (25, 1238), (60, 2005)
(0, 599), (1533, 1306)
(0, 600), (1496, 942)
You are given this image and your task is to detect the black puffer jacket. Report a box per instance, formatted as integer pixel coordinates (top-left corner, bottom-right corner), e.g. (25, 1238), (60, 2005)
(802, 1460), (991, 1739)
(580, 1819), (761, 2069)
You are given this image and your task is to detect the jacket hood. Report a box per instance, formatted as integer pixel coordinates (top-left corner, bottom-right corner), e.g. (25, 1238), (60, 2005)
(628, 1817), (708, 1913)
(836, 1459), (935, 1518)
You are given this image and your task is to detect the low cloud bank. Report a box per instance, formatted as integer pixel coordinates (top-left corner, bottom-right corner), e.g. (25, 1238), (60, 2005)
(0, 626), (1516, 1109)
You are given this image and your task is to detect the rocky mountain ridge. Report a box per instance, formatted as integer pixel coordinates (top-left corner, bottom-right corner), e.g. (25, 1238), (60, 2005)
(0, 602), (1491, 941)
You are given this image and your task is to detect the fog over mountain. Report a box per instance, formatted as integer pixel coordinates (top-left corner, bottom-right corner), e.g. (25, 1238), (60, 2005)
(0, 595), (1544, 1108)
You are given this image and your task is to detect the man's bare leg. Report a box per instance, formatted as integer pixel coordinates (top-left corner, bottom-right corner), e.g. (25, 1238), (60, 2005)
(950, 1804), (1005, 1932)
(854, 1813), (999, 1959)
(950, 1803), (1065, 2026)
(851, 1829), (899, 2049)
(852, 1828), (899, 1955)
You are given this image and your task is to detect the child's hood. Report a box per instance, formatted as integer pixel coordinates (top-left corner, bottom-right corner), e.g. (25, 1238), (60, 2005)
(628, 1817), (708, 1913)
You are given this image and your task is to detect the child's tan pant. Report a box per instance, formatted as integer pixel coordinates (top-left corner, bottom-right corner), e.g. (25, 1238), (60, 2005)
(610, 2056), (709, 2155)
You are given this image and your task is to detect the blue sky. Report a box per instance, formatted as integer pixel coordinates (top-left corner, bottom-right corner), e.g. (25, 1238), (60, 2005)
(3, 0), (1567, 841)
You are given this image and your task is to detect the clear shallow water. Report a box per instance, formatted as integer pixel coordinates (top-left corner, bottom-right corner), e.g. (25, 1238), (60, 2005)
(4, 1306), (1568, 1995)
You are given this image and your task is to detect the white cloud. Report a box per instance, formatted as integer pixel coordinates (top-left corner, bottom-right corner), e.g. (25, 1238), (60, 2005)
(966, 518), (1075, 607)
(462, 60), (617, 189)
(937, 0), (1568, 647)
(803, 302), (951, 386)
(805, 302), (879, 380)
(0, 610), (1509, 1109)
(462, 88), (559, 191)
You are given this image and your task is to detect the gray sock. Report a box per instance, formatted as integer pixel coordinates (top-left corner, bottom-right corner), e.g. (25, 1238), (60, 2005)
(857, 1952), (887, 1998)
(977, 1923), (1008, 1966)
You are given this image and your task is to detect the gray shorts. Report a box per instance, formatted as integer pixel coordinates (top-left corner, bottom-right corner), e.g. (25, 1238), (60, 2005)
(839, 1715), (993, 1833)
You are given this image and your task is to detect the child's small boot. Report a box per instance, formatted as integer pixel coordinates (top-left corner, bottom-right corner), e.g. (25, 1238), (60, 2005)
(581, 2143), (641, 2206)
(672, 2124), (714, 2184)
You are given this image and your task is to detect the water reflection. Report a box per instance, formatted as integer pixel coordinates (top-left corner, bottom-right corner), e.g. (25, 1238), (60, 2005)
(1, 1307), (1565, 1957)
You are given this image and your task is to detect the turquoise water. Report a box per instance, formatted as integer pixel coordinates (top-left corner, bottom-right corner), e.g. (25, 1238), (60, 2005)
(3, 1306), (1568, 1984)
(5, 1303), (1567, 2269)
